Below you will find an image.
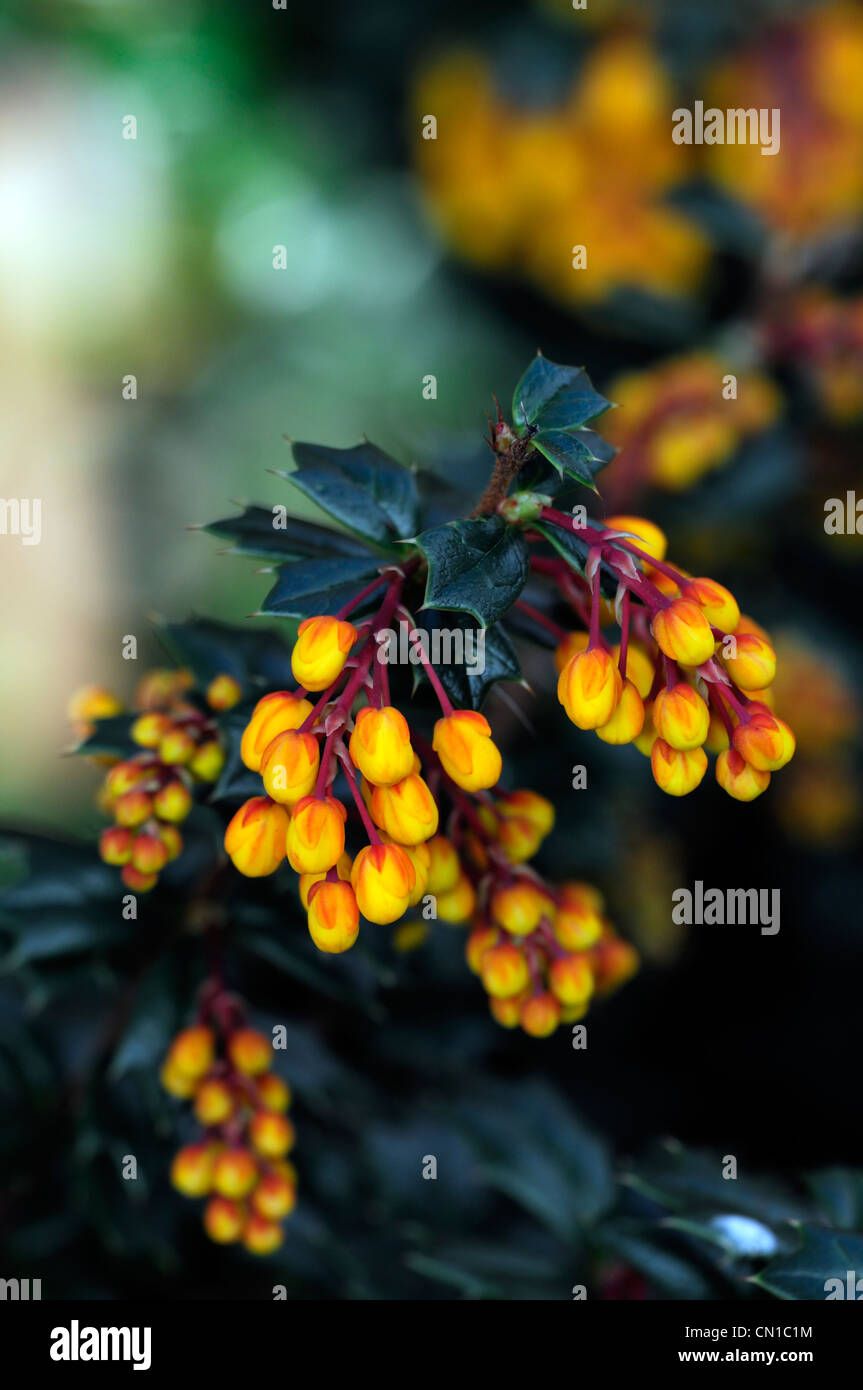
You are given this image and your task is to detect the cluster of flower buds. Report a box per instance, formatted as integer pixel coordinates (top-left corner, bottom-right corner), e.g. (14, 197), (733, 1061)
(530, 511), (795, 800)
(162, 994), (296, 1255)
(70, 668), (239, 893)
(221, 579), (635, 1034)
(223, 586), (506, 951)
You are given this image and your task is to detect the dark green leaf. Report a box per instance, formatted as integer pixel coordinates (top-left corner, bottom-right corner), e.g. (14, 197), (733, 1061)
(512, 355), (613, 433)
(806, 1168), (863, 1231)
(72, 715), (137, 760)
(203, 506), (372, 562)
(292, 441), (418, 538)
(599, 1219), (717, 1299)
(415, 516), (529, 626)
(258, 555), (382, 619)
(109, 958), (179, 1080)
(533, 428), (617, 491)
(752, 1225), (863, 1300)
(157, 617), (294, 689)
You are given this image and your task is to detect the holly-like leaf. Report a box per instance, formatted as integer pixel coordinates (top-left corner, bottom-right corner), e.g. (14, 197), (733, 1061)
(283, 441), (419, 545)
(752, 1225), (863, 1300)
(71, 715), (137, 760)
(512, 355), (613, 433)
(532, 428), (617, 492)
(259, 555), (382, 619)
(414, 611), (521, 710)
(415, 516), (529, 626)
(157, 617), (294, 689)
(203, 506), (372, 562)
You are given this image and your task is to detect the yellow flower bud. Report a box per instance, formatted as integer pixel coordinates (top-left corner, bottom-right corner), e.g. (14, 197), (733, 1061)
(299, 852), (352, 908)
(242, 1215), (284, 1255)
(206, 673), (242, 711)
(212, 1147), (258, 1199)
(480, 941), (530, 999)
(171, 1142), (217, 1198)
(557, 647), (623, 729)
(680, 577), (740, 633)
(370, 773), (439, 845)
(432, 710), (502, 791)
(260, 729), (320, 806)
(291, 615), (357, 691)
(224, 796), (290, 876)
(240, 691), (315, 772)
(716, 747), (771, 801)
(596, 678), (645, 744)
(604, 514), (667, 563)
(490, 881), (553, 936)
(651, 599), (716, 667)
(436, 871), (477, 923)
(351, 842), (416, 924)
(466, 923), (501, 974)
(425, 835), (461, 895)
(203, 1196), (245, 1245)
(652, 682), (710, 751)
(286, 795), (347, 873)
(167, 1026), (215, 1080)
(720, 633), (776, 691)
(348, 705), (415, 785)
(553, 630), (590, 674)
(732, 709), (795, 772)
(549, 955), (594, 1007)
(520, 991), (561, 1037)
(307, 879), (360, 952)
(650, 739), (708, 795)
(611, 640), (655, 699)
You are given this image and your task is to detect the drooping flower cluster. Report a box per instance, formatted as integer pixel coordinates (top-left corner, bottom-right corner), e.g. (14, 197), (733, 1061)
(162, 1000), (296, 1255)
(536, 511), (796, 799)
(222, 578), (636, 1036)
(70, 668), (237, 893)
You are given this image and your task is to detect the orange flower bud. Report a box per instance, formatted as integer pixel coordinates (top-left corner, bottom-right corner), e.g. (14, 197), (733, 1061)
(612, 640), (655, 699)
(557, 648), (623, 730)
(520, 991), (561, 1037)
(348, 705), (415, 785)
(389, 838), (430, 906)
(118, 854), (154, 895)
(560, 880), (604, 913)
(466, 923), (501, 974)
(99, 825), (134, 866)
(496, 816), (542, 864)
(171, 1142), (217, 1198)
(157, 726), (198, 767)
(554, 896), (603, 951)
(260, 729), (320, 807)
(432, 710), (502, 791)
(212, 1147), (258, 1199)
(604, 514), (667, 563)
(256, 1073), (291, 1112)
(129, 831), (167, 875)
(299, 852), (352, 908)
(732, 710), (795, 772)
(549, 955), (594, 1007)
(351, 842), (415, 924)
(425, 835), (461, 895)
(651, 599), (716, 667)
(67, 684), (124, 725)
(240, 691), (315, 772)
(490, 881), (553, 936)
(249, 1111), (295, 1160)
(370, 773), (439, 845)
(105, 760), (150, 798)
(206, 673), (242, 711)
(489, 992), (528, 1028)
(152, 779), (193, 823)
(134, 668), (192, 710)
(592, 933), (639, 995)
(736, 613), (771, 643)
(480, 941), (530, 999)
(596, 678), (645, 744)
(307, 879), (360, 952)
(160, 1058), (196, 1098)
(286, 795), (347, 873)
(169, 1026), (215, 1080)
(251, 1173), (297, 1221)
(114, 789), (153, 828)
(553, 630), (590, 674)
(189, 740), (226, 783)
(705, 709), (730, 753)
(224, 796), (289, 877)
(633, 702), (658, 756)
(680, 577), (740, 633)
(130, 712), (172, 749)
(650, 739), (708, 796)
(716, 747), (771, 801)
(157, 823), (183, 862)
(228, 1029), (272, 1075)
(436, 871), (477, 923)
(242, 1215), (284, 1255)
(496, 789), (555, 836)
(194, 1078), (236, 1126)
(720, 633), (776, 690)
(291, 615), (358, 691)
(652, 682), (710, 751)
(203, 1196), (245, 1244)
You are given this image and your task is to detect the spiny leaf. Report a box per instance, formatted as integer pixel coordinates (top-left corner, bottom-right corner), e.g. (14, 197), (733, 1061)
(415, 516), (529, 627)
(512, 355), (613, 433)
(258, 555), (382, 619)
(203, 506), (372, 562)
